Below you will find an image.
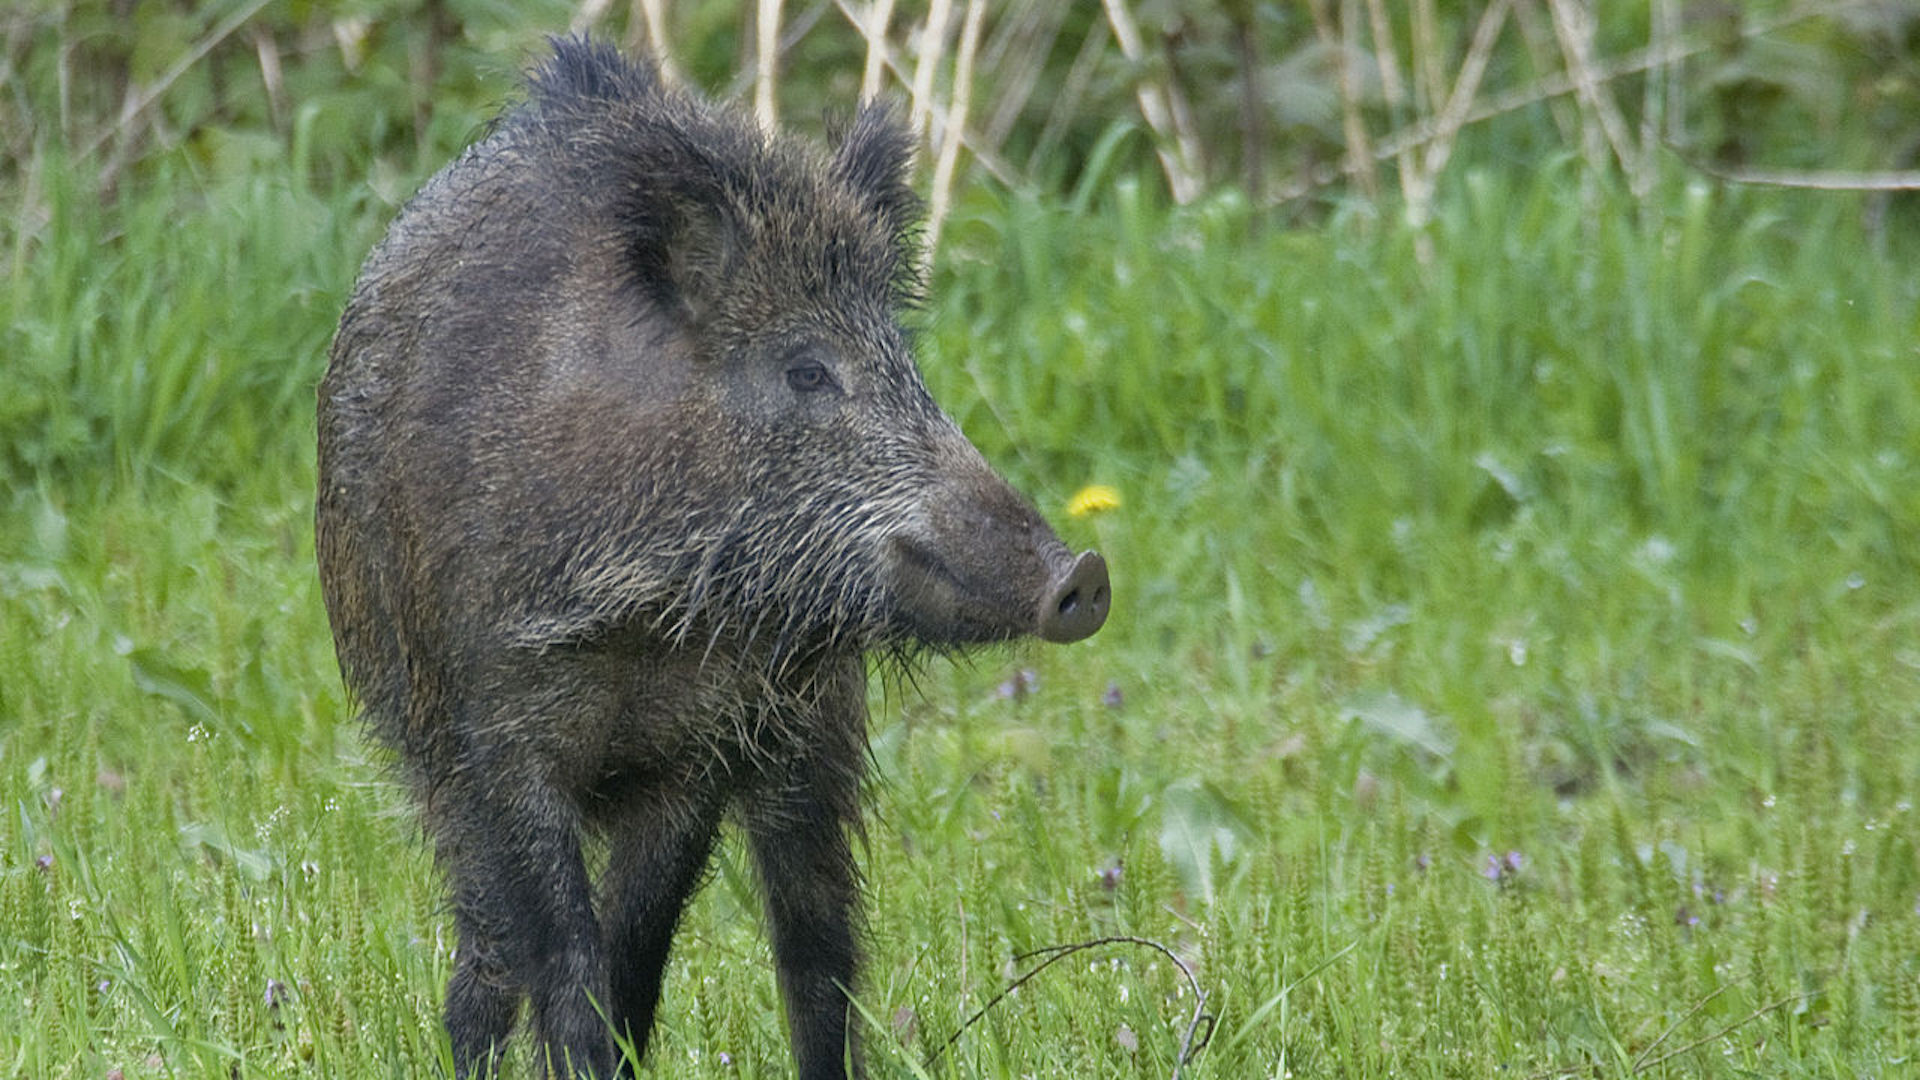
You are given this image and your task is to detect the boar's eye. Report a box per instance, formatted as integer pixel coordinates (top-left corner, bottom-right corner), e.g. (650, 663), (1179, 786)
(785, 360), (838, 394)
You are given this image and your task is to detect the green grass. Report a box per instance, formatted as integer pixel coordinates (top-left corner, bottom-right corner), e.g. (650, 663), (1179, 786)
(3, 144), (1919, 1078)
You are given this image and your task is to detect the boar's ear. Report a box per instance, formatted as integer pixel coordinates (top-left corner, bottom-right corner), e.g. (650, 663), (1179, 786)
(831, 105), (922, 247)
(620, 131), (745, 327)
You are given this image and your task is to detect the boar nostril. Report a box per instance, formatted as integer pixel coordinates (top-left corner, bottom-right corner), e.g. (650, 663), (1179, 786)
(1057, 581), (1109, 618)
(1038, 551), (1110, 644)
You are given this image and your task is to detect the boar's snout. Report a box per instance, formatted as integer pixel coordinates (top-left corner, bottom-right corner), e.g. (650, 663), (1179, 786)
(883, 435), (1112, 647)
(1038, 548), (1109, 643)
(888, 528), (1110, 646)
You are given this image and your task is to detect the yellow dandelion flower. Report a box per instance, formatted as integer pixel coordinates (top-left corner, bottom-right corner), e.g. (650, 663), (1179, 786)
(1067, 484), (1122, 518)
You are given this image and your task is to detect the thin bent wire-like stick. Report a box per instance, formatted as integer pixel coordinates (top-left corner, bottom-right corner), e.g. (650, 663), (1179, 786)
(930, 935), (1215, 1080)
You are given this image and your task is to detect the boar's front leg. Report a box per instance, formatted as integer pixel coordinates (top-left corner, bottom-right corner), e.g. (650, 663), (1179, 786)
(435, 766), (611, 1079)
(744, 664), (870, 1080)
(747, 792), (864, 1080)
(599, 786), (727, 1075)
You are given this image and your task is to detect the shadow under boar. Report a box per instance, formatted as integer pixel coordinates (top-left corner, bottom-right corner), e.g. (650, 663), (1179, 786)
(315, 37), (1109, 1080)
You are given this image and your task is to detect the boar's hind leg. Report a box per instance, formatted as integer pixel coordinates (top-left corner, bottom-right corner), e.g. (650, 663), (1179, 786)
(599, 789), (727, 1075)
(438, 777), (612, 1079)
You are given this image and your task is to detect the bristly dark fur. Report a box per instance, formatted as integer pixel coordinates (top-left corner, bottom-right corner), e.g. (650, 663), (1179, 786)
(527, 35), (661, 105)
(316, 36), (1104, 1080)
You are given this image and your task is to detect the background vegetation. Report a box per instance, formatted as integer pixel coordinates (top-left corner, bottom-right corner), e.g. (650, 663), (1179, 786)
(3, 1), (1919, 1077)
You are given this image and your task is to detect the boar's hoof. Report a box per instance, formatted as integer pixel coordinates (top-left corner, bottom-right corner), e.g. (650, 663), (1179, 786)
(1038, 550), (1110, 643)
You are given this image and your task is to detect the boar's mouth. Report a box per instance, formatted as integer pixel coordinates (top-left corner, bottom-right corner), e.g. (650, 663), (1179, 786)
(885, 534), (1109, 646)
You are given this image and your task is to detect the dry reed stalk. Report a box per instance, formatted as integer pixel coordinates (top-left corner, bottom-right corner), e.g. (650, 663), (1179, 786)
(572, 0), (612, 33)
(1679, 162), (1920, 191)
(1026, 15), (1108, 180)
(1343, 0), (1380, 199)
(723, 3), (828, 103)
(1511, 0), (1579, 145)
(980, 3), (1067, 154)
(858, 0), (894, 101)
(86, 0), (274, 189)
(1160, 30), (1203, 184)
(1362, 0), (1407, 113)
(926, 0), (985, 260)
(633, 0), (677, 80)
(250, 22), (285, 132)
(755, 0), (783, 130)
(55, 20), (73, 144)
(1644, 0), (1678, 165)
(1362, 0), (1420, 215)
(1544, 0), (1641, 193)
(1234, 8), (1266, 202)
(1413, 0), (1443, 116)
(1271, 3), (1826, 205)
(1472, 4), (1818, 137)
(1306, 0), (1378, 201)
(1420, 0), (1512, 186)
(829, 0), (1018, 187)
(0, 19), (29, 165)
(1400, 0), (1512, 261)
(909, 0), (953, 139)
(1102, 0), (1204, 203)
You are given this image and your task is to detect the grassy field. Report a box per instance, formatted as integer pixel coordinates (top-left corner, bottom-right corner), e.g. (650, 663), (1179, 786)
(4, 126), (1920, 1078)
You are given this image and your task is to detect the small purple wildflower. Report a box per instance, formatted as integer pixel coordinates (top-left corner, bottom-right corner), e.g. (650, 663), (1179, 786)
(1484, 851), (1525, 884)
(1102, 681), (1124, 708)
(35, 854), (53, 871)
(717, 1051), (733, 1067)
(995, 669), (1039, 700)
(1099, 861), (1124, 891)
(1675, 905), (1699, 929)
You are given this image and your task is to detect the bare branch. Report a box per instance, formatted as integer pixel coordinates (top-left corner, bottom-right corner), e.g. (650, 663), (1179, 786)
(930, 935), (1216, 1080)
(1270, 4), (1829, 204)
(1545, 0), (1643, 193)
(83, 0), (275, 183)
(1678, 157), (1920, 191)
